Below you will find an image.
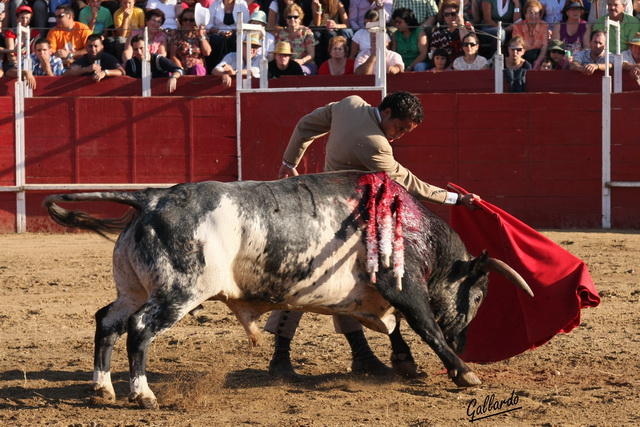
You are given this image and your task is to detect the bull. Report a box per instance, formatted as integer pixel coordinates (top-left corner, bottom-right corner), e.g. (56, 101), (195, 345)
(44, 171), (533, 409)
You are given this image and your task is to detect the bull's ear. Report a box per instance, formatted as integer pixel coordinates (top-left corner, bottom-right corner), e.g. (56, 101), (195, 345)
(470, 250), (489, 277)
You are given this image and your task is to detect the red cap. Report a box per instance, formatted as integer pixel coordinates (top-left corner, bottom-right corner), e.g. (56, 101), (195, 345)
(16, 5), (33, 15)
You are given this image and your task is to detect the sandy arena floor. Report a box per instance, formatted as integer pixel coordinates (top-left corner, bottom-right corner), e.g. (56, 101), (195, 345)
(1, 230), (639, 426)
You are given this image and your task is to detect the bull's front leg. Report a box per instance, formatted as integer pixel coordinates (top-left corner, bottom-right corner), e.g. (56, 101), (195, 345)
(377, 280), (481, 387)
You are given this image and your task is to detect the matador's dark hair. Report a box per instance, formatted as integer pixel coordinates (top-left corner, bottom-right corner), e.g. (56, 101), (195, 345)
(378, 92), (424, 124)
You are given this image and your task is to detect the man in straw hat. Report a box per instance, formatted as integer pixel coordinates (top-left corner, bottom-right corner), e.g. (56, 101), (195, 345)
(212, 33), (263, 87)
(267, 41), (303, 78)
(622, 31), (640, 79)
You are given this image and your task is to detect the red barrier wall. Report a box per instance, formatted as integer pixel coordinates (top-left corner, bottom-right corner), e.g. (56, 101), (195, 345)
(0, 73), (639, 232)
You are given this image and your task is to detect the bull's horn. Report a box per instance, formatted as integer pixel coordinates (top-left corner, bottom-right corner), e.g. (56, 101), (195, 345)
(485, 258), (534, 298)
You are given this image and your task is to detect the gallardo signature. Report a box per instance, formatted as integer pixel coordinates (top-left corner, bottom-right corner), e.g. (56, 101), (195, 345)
(467, 390), (522, 422)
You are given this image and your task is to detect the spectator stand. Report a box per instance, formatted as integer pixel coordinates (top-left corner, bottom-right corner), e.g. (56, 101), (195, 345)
(233, 11), (388, 180)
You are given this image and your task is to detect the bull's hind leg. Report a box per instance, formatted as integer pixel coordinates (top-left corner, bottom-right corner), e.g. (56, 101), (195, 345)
(92, 296), (145, 401)
(125, 293), (199, 409)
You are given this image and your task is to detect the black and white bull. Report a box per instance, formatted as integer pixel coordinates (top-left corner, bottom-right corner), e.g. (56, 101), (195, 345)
(44, 171), (533, 409)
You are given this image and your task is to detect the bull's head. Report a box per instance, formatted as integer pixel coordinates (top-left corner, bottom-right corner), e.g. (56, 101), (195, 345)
(432, 251), (533, 354)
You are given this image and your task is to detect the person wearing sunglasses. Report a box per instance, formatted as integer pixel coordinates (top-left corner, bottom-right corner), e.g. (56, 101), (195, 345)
(390, 7), (428, 71)
(274, 3), (318, 74)
(429, 1), (472, 68)
(504, 35), (531, 92)
(169, 7), (211, 75)
(550, 0), (590, 57)
(46, 4), (93, 67)
(453, 32), (490, 69)
(512, 0), (549, 69)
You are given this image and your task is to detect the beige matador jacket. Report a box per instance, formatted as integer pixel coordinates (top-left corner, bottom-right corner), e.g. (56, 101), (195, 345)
(283, 95), (449, 205)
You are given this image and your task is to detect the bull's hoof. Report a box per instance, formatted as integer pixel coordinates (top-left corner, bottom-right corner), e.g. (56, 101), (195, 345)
(90, 383), (115, 402)
(451, 370), (482, 387)
(129, 392), (159, 410)
(390, 353), (421, 378)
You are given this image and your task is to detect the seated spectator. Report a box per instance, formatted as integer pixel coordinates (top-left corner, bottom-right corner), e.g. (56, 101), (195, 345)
(588, 0), (633, 23)
(551, 1), (590, 57)
(275, 3), (317, 75)
(206, 0), (251, 64)
(211, 34), (262, 87)
(1, 0), (48, 32)
(428, 48), (452, 71)
(249, 10), (275, 61)
(268, 41), (304, 77)
(268, 0), (314, 30)
(570, 29), (615, 74)
(146, 0), (180, 29)
(479, 0), (522, 58)
(47, 4), (93, 67)
(64, 33), (125, 81)
(622, 31), (640, 79)
(348, 0), (391, 32)
(318, 35), (355, 74)
(504, 35), (532, 92)
(4, 5), (42, 69)
(355, 31), (404, 74)
(79, 0), (115, 36)
(390, 8), (428, 72)
(5, 38), (65, 89)
(539, 0), (564, 27)
(114, 0), (146, 58)
(125, 35), (184, 93)
(170, 7), (211, 75)
(311, 0), (352, 66)
(548, 39), (571, 69)
(394, 0), (439, 28)
(512, 0), (549, 69)
(429, 1), (471, 67)
(349, 9), (389, 60)
(539, 56), (555, 69)
(593, 0), (640, 53)
(453, 32), (490, 69)
(122, 9), (169, 62)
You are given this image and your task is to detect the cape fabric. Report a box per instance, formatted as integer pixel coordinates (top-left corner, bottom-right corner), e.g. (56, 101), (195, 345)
(448, 183), (600, 363)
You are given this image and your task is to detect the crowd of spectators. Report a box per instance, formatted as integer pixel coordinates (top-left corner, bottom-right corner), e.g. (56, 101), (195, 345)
(0, 0), (639, 85)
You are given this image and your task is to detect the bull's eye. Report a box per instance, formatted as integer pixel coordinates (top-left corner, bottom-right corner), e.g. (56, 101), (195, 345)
(473, 294), (482, 305)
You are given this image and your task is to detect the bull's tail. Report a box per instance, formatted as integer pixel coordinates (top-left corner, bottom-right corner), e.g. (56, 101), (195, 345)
(43, 191), (145, 237)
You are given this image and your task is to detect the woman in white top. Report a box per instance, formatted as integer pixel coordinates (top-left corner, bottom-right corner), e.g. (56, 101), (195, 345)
(206, 0), (251, 63)
(453, 33), (490, 70)
(146, 0), (180, 29)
